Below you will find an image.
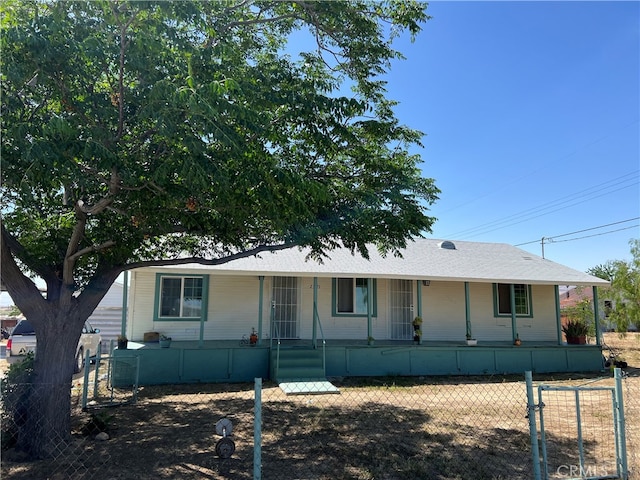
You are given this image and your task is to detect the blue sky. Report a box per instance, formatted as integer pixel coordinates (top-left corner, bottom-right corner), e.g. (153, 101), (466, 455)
(384, 1), (639, 273)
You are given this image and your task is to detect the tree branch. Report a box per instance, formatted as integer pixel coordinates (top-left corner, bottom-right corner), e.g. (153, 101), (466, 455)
(67, 240), (117, 263)
(207, 8), (303, 48)
(0, 222), (48, 314)
(123, 241), (298, 270)
(76, 167), (121, 215)
(112, 5), (138, 142)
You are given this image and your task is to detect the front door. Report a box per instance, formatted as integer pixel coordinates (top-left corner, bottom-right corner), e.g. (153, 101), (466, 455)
(390, 279), (413, 339)
(271, 276), (299, 339)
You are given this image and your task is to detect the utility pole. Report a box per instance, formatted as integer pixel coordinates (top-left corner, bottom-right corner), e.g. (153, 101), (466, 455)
(541, 237), (546, 259)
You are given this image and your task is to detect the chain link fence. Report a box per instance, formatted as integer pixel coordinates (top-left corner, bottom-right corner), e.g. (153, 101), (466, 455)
(2, 368), (639, 479)
(529, 371), (636, 479)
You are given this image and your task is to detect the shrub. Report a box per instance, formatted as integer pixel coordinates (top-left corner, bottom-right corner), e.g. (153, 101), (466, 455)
(1, 352), (35, 450)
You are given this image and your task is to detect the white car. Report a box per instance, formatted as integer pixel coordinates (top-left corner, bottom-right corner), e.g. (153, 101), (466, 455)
(6, 319), (102, 373)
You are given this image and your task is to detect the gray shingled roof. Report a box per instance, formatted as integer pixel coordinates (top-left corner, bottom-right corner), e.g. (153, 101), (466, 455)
(162, 238), (608, 286)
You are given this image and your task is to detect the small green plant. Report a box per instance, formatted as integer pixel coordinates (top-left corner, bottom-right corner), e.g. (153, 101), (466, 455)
(82, 411), (116, 435)
(412, 316), (423, 326)
(160, 334), (171, 341)
(1, 352), (35, 449)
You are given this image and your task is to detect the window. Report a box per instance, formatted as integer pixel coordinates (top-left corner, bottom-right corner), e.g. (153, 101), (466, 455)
(332, 278), (377, 316)
(494, 283), (532, 317)
(154, 274), (208, 320)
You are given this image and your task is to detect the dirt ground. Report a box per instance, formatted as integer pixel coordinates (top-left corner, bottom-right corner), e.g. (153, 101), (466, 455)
(1, 333), (639, 480)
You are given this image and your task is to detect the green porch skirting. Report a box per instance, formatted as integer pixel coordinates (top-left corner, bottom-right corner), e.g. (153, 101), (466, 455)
(111, 342), (604, 386)
(324, 344), (604, 377)
(112, 343), (270, 386)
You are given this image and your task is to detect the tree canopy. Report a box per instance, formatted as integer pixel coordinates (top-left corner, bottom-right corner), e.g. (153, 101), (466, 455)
(2, 1), (438, 300)
(588, 239), (640, 332)
(0, 0), (437, 457)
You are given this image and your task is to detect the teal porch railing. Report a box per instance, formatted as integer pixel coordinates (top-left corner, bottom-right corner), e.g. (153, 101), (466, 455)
(270, 319), (281, 380)
(269, 307), (327, 381)
(314, 302), (327, 375)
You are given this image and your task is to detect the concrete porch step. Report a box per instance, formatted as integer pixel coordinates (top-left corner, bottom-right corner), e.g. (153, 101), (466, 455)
(275, 365), (326, 381)
(272, 346), (326, 382)
(278, 379), (340, 395)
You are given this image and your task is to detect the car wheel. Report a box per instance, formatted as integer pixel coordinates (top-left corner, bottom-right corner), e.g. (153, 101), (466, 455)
(90, 342), (102, 364)
(74, 347), (84, 374)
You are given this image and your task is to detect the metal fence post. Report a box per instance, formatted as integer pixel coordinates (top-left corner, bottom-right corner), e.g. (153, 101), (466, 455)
(93, 347), (101, 399)
(254, 377), (262, 480)
(525, 371), (542, 480)
(614, 368), (628, 479)
(81, 349), (91, 409)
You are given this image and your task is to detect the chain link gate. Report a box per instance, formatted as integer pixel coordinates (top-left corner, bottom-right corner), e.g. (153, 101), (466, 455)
(526, 370), (629, 480)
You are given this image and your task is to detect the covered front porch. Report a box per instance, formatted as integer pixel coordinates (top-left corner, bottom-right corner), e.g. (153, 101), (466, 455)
(119, 267), (609, 387)
(111, 339), (605, 386)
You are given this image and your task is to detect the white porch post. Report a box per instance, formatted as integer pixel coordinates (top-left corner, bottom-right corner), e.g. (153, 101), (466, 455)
(416, 280), (422, 318)
(120, 271), (128, 338)
(464, 282), (471, 339)
(593, 286), (601, 346)
(312, 277), (318, 349)
(258, 276), (264, 346)
(367, 278), (373, 341)
(510, 283), (518, 341)
(554, 285), (563, 344)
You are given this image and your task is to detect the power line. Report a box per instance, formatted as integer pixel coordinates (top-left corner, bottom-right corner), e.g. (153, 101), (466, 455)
(550, 225), (639, 243)
(515, 217), (640, 247)
(443, 170), (639, 239)
(438, 119), (640, 217)
(545, 217), (640, 241)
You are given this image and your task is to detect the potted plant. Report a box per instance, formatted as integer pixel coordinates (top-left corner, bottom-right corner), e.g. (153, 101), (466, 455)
(465, 333), (477, 346)
(117, 335), (128, 350)
(413, 329), (422, 343)
(249, 328), (258, 345)
(513, 334), (521, 346)
(412, 316), (423, 332)
(562, 320), (589, 345)
(367, 336), (375, 346)
(159, 334), (172, 348)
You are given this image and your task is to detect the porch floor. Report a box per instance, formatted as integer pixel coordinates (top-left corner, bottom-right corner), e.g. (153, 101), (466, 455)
(118, 339), (599, 350)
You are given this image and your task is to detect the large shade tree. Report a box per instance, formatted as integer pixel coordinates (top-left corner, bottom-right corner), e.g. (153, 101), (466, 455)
(588, 239), (640, 332)
(0, 0), (438, 457)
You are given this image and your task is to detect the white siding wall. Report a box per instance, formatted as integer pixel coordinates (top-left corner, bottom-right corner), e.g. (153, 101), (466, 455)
(129, 270), (264, 342)
(422, 281), (467, 340)
(421, 281), (558, 342)
(527, 284), (559, 341)
(299, 277), (390, 341)
(128, 271), (560, 343)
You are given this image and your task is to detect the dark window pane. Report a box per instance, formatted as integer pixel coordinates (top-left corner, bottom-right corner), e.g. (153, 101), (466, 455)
(160, 278), (182, 317)
(498, 283), (511, 315)
(337, 278), (354, 313)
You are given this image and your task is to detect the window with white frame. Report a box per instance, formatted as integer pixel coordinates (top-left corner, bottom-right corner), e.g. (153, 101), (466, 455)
(156, 275), (207, 320)
(333, 278), (377, 316)
(494, 283), (532, 316)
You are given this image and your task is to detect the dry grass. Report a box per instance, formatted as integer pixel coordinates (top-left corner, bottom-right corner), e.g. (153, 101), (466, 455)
(602, 331), (640, 368)
(2, 334), (639, 480)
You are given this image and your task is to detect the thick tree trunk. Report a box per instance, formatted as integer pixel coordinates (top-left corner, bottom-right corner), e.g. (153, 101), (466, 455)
(15, 310), (85, 458)
(2, 212), (121, 459)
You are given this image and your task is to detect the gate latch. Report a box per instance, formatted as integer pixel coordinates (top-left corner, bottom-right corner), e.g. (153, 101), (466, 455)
(525, 402), (544, 419)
